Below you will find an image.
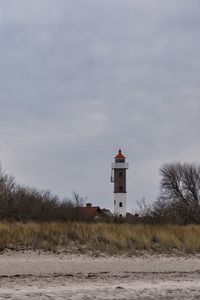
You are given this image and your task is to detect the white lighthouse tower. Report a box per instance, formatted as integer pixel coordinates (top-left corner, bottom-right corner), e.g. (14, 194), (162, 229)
(111, 149), (129, 217)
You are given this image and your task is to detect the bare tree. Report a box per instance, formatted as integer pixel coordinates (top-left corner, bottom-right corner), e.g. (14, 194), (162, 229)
(136, 198), (152, 218)
(156, 162), (200, 224)
(0, 165), (15, 195)
(71, 191), (86, 207)
(0, 165), (16, 218)
(0, 164), (88, 221)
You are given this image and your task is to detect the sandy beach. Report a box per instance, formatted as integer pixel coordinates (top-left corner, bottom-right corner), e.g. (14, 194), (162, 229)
(0, 252), (199, 299)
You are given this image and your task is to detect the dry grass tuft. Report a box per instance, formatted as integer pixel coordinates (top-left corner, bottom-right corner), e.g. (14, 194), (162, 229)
(0, 222), (200, 254)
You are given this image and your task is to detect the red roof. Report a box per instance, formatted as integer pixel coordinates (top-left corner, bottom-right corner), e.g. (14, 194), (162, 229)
(115, 149), (125, 159)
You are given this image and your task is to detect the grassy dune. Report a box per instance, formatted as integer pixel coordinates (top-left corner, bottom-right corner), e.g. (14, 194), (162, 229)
(0, 222), (200, 254)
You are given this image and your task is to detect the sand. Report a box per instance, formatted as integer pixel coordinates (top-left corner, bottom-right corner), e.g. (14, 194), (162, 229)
(0, 251), (200, 299)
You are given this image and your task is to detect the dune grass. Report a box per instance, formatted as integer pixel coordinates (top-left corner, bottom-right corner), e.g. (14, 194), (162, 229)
(0, 222), (200, 254)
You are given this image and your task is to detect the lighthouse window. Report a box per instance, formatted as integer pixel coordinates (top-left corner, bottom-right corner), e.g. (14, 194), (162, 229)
(119, 172), (123, 177)
(119, 186), (123, 191)
(119, 202), (123, 207)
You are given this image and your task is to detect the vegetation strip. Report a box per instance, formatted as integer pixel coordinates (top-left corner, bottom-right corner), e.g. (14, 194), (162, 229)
(0, 222), (200, 254)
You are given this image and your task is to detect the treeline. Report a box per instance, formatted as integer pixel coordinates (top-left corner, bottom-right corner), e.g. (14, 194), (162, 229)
(0, 166), (87, 221)
(1, 162), (200, 224)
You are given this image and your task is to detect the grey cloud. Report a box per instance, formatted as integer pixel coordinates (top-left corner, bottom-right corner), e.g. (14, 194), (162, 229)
(0, 0), (200, 211)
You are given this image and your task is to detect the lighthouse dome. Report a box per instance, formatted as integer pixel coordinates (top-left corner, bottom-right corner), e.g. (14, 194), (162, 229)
(115, 149), (126, 161)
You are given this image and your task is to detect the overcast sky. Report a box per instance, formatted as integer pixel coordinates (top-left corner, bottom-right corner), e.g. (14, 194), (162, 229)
(0, 0), (200, 211)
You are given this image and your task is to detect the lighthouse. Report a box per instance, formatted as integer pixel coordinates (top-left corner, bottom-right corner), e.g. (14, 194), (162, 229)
(111, 149), (129, 217)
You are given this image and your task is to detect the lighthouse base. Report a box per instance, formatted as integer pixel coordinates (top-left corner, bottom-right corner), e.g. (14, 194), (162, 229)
(114, 193), (127, 217)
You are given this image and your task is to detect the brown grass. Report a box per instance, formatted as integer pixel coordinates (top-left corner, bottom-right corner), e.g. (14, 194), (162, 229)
(0, 222), (200, 254)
